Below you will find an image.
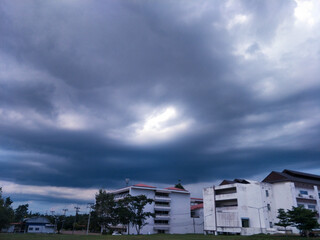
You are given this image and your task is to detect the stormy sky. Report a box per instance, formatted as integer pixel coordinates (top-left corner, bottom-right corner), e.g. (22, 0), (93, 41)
(1, 0), (320, 214)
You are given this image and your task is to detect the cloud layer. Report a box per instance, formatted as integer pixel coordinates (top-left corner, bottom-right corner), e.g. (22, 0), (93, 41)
(1, 0), (320, 210)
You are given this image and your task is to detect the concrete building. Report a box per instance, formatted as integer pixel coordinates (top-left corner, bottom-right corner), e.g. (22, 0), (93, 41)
(262, 169), (320, 234)
(203, 169), (320, 235)
(203, 179), (274, 235)
(110, 183), (202, 234)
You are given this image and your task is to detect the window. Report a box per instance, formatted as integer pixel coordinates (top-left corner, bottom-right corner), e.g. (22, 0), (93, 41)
(191, 210), (195, 218)
(267, 204), (271, 211)
(265, 190), (269, 197)
(241, 218), (249, 228)
(155, 210), (169, 216)
(35, 228), (40, 231)
(29, 227), (33, 231)
(298, 204), (305, 208)
(155, 201), (169, 206)
(300, 190), (308, 195)
(155, 192), (169, 197)
(269, 222), (273, 228)
(154, 220), (169, 225)
(318, 192), (320, 199)
(308, 205), (316, 210)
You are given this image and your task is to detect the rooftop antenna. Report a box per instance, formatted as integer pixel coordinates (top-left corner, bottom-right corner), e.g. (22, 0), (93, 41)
(125, 178), (130, 187)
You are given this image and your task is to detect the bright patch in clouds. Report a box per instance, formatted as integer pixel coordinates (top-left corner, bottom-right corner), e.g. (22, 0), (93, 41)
(141, 107), (177, 132)
(57, 113), (87, 130)
(294, 0), (319, 26)
(227, 14), (249, 29)
(132, 106), (191, 144)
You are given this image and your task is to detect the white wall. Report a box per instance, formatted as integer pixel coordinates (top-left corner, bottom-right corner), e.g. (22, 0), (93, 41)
(27, 225), (54, 233)
(203, 187), (216, 233)
(169, 192), (193, 234)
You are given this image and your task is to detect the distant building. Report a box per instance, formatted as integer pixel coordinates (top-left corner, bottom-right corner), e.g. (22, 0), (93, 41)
(190, 198), (204, 234)
(191, 197), (203, 206)
(109, 183), (203, 234)
(203, 169), (320, 235)
(25, 217), (55, 234)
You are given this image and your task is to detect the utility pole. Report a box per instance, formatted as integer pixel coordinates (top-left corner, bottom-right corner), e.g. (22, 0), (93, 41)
(72, 206), (80, 234)
(61, 209), (68, 232)
(86, 203), (94, 235)
(63, 209), (68, 216)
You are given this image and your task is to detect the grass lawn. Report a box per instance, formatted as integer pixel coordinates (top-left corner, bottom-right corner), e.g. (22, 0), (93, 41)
(0, 234), (317, 240)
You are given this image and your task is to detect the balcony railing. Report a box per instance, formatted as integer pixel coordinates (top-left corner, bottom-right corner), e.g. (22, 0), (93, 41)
(154, 205), (171, 210)
(155, 196), (171, 202)
(297, 194), (316, 200)
(215, 193), (237, 201)
(154, 224), (170, 230)
(155, 214), (170, 219)
(216, 206), (238, 212)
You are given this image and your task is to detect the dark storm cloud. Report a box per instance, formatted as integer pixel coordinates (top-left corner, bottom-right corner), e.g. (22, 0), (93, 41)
(0, 0), (320, 207)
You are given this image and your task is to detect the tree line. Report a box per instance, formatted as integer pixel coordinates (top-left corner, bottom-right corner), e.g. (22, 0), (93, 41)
(0, 187), (154, 234)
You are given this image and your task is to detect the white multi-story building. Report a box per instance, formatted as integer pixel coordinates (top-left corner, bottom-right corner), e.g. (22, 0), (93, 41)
(203, 179), (274, 235)
(203, 169), (320, 235)
(262, 169), (320, 233)
(110, 183), (203, 234)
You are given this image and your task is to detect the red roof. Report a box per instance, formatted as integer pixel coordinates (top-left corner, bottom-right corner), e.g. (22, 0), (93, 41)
(191, 203), (203, 210)
(133, 183), (156, 188)
(165, 187), (188, 192)
(191, 197), (203, 200)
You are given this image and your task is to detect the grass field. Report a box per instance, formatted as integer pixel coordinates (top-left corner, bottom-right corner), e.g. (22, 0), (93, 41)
(0, 234), (317, 240)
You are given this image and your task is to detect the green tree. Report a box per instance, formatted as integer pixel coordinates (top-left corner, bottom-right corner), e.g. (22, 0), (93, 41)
(0, 187), (14, 231)
(275, 208), (291, 235)
(129, 195), (154, 235)
(94, 189), (118, 233)
(117, 195), (134, 234)
(288, 206), (319, 237)
(14, 204), (29, 222)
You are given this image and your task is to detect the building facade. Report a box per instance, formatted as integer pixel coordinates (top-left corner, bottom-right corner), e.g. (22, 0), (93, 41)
(24, 217), (55, 234)
(110, 184), (203, 234)
(190, 198), (204, 234)
(203, 170), (320, 235)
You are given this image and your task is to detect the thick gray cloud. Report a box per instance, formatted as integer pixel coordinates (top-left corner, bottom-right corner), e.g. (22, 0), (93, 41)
(0, 0), (320, 209)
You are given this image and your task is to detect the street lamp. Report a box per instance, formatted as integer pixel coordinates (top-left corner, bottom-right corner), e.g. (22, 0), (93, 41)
(248, 206), (268, 233)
